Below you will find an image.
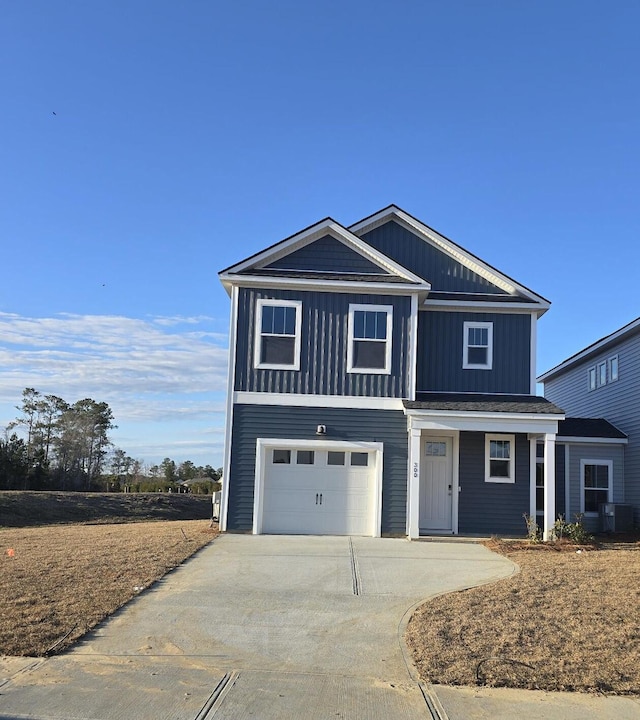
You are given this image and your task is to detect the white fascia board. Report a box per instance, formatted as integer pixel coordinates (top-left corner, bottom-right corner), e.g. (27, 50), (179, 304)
(350, 207), (550, 308)
(422, 300), (547, 315)
(233, 391), (405, 411)
(558, 436), (628, 445)
(538, 317), (640, 383)
(219, 273), (429, 296)
(406, 409), (563, 435)
(220, 217), (429, 287)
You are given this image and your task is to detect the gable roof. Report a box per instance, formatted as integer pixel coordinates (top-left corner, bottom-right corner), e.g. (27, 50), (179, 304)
(219, 216), (430, 296)
(350, 205), (550, 311)
(538, 316), (640, 383)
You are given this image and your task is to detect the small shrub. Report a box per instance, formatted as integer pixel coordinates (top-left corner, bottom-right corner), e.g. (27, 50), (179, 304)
(523, 513), (542, 542)
(552, 514), (593, 544)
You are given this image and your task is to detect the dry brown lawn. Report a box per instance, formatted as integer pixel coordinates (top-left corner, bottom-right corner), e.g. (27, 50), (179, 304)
(0, 520), (217, 657)
(406, 538), (640, 695)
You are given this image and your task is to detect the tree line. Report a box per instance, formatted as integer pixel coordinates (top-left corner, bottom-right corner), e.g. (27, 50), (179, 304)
(0, 388), (221, 493)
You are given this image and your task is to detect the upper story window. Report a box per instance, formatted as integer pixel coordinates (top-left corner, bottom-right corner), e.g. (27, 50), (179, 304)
(254, 299), (302, 370)
(347, 304), (393, 374)
(485, 434), (515, 483)
(588, 355), (619, 391)
(599, 362), (607, 386)
(463, 322), (493, 370)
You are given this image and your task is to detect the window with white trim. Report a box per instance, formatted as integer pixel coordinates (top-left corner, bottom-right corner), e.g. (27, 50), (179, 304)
(254, 299), (302, 370)
(599, 362), (607, 387)
(485, 434), (515, 483)
(347, 304), (393, 374)
(609, 355), (619, 382)
(581, 460), (612, 515)
(588, 366), (597, 391)
(463, 322), (493, 370)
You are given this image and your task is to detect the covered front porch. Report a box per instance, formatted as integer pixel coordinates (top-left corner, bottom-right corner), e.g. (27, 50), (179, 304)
(403, 394), (564, 540)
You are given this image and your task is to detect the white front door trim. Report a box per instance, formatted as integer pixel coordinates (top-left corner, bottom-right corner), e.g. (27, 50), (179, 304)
(253, 438), (384, 536)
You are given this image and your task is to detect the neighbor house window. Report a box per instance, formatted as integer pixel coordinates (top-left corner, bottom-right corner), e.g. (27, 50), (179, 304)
(581, 460), (612, 514)
(599, 362), (607, 386)
(609, 355), (619, 382)
(463, 322), (493, 370)
(347, 304), (393, 374)
(485, 434), (515, 483)
(254, 299), (302, 370)
(588, 366), (597, 391)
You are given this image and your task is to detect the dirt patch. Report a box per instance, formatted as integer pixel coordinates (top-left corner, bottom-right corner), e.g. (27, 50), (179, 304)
(406, 538), (640, 695)
(0, 491), (213, 527)
(0, 520), (217, 656)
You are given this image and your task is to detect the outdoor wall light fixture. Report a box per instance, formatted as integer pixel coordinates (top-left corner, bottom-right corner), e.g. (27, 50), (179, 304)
(316, 424), (327, 435)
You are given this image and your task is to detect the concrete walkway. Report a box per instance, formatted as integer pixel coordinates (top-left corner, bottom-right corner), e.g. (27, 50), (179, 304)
(1, 534), (639, 719)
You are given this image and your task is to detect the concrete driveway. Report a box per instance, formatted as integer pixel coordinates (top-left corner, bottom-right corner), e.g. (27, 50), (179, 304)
(1, 534), (515, 719)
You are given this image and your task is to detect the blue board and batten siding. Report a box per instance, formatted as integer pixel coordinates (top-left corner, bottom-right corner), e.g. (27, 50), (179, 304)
(266, 235), (389, 274)
(458, 432), (530, 536)
(359, 220), (504, 293)
(544, 328), (640, 522)
(235, 288), (412, 398)
(417, 311), (531, 394)
(227, 405), (408, 535)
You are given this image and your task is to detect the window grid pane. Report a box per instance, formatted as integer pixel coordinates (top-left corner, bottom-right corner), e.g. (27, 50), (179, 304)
(354, 310), (387, 340)
(327, 451), (345, 466)
(272, 449), (291, 464)
(350, 452), (368, 467)
(296, 450), (315, 465)
(262, 305), (296, 337)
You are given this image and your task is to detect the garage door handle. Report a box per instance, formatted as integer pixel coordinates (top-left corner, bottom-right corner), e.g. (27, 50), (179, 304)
(315, 493), (319, 505)
(319, 493), (323, 505)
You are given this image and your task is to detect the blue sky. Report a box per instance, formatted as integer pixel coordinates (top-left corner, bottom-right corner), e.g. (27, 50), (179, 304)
(2, 1), (639, 467)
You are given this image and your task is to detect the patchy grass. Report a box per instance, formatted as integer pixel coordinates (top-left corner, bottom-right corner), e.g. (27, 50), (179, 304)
(406, 537), (640, 695)
(0, 520), (217, 656)
(0, 491), (213, 527)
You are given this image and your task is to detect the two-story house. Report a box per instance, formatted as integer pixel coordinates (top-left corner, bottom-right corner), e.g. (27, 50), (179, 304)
(539, 318), (638, 530)
(219, 206), (565, 540)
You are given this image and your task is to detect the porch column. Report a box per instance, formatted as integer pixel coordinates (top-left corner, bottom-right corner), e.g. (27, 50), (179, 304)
(543, 433), (556, 540)
(408, 428), (421, 539)
(529, 436), (537, 522)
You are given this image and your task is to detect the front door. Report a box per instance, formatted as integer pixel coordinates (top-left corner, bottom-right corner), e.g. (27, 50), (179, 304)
(420, 437), (453, 532)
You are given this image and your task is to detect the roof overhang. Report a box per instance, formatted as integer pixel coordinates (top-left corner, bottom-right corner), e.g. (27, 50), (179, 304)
(405, 408), (563, 435)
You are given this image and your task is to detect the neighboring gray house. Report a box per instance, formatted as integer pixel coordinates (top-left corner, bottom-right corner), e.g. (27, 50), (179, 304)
(219, 205), (566, 539)
(539, 318), (639, 529)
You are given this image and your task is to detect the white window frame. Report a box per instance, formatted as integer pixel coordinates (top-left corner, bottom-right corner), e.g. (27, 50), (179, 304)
(347, 303), (393, 375)
(609, 355), (619, 382)
(580, 459), (613, 516)
(485, 434), (515, 484)
(588, 366), (597, 391)
(254, 299), (302, 371)
(463, 321), (493, 370)
(599, 361), (607, 387)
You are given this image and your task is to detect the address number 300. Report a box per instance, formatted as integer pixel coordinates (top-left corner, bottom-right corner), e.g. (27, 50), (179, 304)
(413, 462), (419, 478)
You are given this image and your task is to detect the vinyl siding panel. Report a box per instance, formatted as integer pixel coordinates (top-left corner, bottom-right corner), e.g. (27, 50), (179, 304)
(417, 311), (531, 393)
(544, 330), (640, 522)
(564, 443), (625, 532)
(358, 220), (504, 293)
(227, 404), (408, 535)
(457, 432), (530, 536)
(265, 235), (388, 274)
(235, 288), (412, 398)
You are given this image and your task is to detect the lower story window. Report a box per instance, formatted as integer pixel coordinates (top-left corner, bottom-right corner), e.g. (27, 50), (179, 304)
(485, 434), (515, 483)
(582, 460), (612, 514)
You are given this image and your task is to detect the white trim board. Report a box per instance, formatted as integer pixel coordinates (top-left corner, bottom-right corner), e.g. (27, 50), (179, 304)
(559, 437), (627, 445)
(233, 392), (405, 410)
(220, 285), (239, 532)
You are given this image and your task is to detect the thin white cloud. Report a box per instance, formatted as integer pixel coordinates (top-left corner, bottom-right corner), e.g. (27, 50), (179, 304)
(0, 312), (230, 463)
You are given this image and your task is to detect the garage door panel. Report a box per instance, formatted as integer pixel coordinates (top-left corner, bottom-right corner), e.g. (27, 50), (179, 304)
(261, 447), (376, 536)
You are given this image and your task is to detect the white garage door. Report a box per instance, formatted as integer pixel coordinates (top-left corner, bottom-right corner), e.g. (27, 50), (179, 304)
(262, 447), (375, 536)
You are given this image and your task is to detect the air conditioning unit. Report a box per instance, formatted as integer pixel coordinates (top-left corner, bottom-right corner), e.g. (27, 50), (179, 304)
(600, 503), (634, 533)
